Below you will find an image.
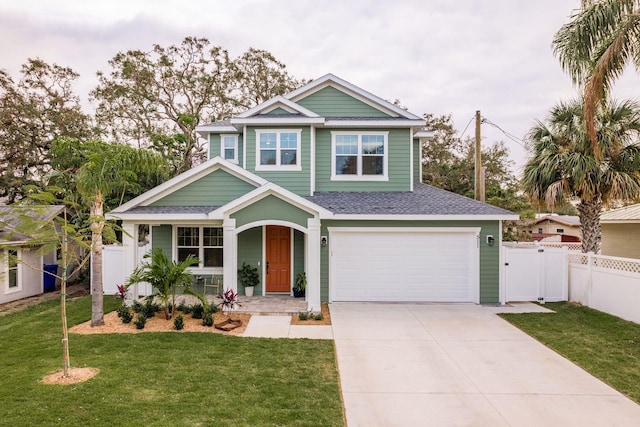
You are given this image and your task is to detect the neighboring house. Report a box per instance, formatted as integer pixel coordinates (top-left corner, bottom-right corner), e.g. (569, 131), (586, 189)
(0, 205), (63, 304)
(600, 203), (640, 259)
(109, 74), (517, 310)
(526, 215), (582, 242)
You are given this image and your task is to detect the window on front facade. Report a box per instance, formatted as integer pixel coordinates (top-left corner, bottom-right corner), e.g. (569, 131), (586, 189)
(221, 135), (238, 163)
(3, 249), (19, 291)
(255, 130), (301, 170)
(177, 227), (223, 268)
(538, 228), (543, 234)
(332, 132), (388, 180)
(556, 228), (564, 234)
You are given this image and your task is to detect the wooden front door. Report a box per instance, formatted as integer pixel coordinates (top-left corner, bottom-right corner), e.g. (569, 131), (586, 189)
(266, 225), (291, 293)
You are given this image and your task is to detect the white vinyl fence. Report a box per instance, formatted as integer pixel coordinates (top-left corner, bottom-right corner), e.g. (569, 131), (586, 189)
(503, 245), (568, 303)
(568, 252), (640, 324)
(102, 244), (151, 296)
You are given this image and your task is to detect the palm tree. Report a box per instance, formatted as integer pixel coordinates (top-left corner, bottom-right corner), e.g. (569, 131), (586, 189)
(522, 98), (640, 253)
(127, 248), (199, 320)
(553, 0), (640, 155)
(75, 143), (169, 326)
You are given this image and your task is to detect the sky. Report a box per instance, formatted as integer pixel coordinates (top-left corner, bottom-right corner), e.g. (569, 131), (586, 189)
(1, 0), (639, 174)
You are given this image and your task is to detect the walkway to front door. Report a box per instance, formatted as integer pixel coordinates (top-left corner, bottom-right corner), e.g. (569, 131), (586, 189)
(265, 225), (291, 293)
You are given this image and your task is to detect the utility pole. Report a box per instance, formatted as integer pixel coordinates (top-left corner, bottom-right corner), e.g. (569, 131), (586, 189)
(474, 110), (482, 201)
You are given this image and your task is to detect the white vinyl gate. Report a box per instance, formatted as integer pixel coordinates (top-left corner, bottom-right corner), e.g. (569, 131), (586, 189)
(503, 246), (568, 302)
(102, 244), (151, 296)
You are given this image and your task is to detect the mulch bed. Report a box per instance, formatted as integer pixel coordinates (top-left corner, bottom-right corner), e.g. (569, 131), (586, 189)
(290, 302), (331, 325)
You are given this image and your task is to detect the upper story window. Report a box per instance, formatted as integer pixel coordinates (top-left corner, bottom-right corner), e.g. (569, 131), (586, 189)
(255, 129), (302, 171)
(176, 226), (223, 268)
(556, 228), (564, 234)
(331, 131), (388, 181)
(221, 134), (238, 164)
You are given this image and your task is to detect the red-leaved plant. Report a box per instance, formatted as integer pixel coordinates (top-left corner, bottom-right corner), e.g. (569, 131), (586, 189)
(217, 288), (241, 314)
(116, 284), (128, 302)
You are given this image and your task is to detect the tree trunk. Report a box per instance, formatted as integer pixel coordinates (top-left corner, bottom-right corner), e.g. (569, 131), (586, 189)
(90, 191), (105, 327)
(577, 198), (602, 254)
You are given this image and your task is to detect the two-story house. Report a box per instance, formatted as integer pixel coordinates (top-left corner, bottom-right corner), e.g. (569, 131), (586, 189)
(109, 74), (517, 310)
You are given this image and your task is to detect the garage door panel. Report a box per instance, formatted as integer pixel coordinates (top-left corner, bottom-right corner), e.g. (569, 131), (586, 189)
(330, 229), (477, 302)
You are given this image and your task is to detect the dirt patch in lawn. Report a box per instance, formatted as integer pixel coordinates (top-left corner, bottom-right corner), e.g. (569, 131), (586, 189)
(70, 310), (251, 335)
(42, 367), (99, 385)
(290, 302), (331, 325)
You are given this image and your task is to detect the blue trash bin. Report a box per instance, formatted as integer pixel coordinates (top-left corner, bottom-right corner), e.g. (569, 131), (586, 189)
(43, 264), (58, 292)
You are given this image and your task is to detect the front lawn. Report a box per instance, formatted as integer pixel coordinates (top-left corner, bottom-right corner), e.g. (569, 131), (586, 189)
(500, 302), (640, 404)
(0, 295), (344, 426)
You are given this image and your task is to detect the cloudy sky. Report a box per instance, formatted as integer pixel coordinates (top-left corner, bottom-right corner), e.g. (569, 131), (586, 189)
(2, 0), (639, 173)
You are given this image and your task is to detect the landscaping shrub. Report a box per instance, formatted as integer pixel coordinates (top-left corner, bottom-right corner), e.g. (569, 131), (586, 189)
(131, 300), (143, 313)
(173, 315), (184, 330)
(314, 313), (323, 321)
(117, 306), (133, 324)
(191, 303), (204, 319)
(142, 300), (159, 318)
(202, 313), (213, 327)
(134, 314), (147, 329)
(298, 311), (309, 321)
(207, 304), (219, 314)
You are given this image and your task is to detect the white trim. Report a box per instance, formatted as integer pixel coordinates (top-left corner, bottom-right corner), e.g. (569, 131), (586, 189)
(290, 228), (294, 294)
(231, 117), (325, 125)
(414, 130), (434, 138)
(109, 157), (267, 214)
(327, 227), (480, 304)
(310, 125), (316, 195)
(108, 214), (214, 222)
(284, 73), (423, 120)
(255, 129), (303, 171)
(196, 125), (238, 135)
(220, 134), (239, 164)
(499, 221), (505, 305)
(243, 125), (247, 168)
(324, 119), (424, 127)
(409, 128), (414, 192)
(331, 131), (389, 181)
(236, 95), (321, 118)
(261, 226), (266, 296)
(330, 214), (520, 221)
(236, 219), (308, 235)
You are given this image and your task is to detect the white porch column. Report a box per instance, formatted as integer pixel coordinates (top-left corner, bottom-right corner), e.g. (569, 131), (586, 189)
(122, 222), (138, 302)
(306, 218), (321, 311)
(223, 218), (237, 293)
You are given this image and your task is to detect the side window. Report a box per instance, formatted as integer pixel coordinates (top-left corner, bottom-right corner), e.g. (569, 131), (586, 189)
(221, 134), (238, 164)
(332, 132), (388, 180)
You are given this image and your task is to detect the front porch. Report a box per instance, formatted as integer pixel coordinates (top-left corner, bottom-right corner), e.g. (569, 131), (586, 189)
(173, 293), (308, 315)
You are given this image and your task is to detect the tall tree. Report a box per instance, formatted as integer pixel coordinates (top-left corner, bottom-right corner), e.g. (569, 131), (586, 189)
(421, 114), (533, 215)
(0, 59), (90, 202)
(553, 0), (640, 155)
(91, 38), (303, 172)
(49, 138), (170, 326)
(522, 98), (640, 253)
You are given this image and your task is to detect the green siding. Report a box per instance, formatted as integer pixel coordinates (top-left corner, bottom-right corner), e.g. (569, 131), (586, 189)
(246, 126), (311, 196)
(319, 220), (501, 304)
(150, 169), (255, 207)
(297, 86), (391, 118)
(294, 229), (305, 280)
(209, 133), (244, 167)
(151, 225), (172, 256)
(413, 138), (421, 184)
(315, 128), (412, 191)
(231, 195), (313, 229)
(237, 227), (263, 294)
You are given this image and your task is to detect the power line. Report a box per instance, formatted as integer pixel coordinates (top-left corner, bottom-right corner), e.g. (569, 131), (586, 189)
(458, 116), (475, 141)
(482, 117), (527, 149)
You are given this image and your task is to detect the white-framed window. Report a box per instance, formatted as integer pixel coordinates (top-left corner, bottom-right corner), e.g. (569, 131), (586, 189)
(556, 228), (564, 234)
(255, 129), (302, 171)
(220, 134), (238, 164)
(331, 131), (388, 180)
(176, 226), (223, 268)
(2, 249), (21, 293)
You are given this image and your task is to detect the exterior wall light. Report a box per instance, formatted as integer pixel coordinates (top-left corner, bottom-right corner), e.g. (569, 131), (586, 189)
(486, 235), (495, 246)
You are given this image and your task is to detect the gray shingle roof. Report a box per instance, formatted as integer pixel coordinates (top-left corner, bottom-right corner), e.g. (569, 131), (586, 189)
(306, 183), (515, 216)
(0, 205), (65, 242)
(126, 206), (218, 214)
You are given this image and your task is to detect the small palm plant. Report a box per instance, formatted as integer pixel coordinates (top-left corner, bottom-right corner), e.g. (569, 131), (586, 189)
(127, 248), (199, 320)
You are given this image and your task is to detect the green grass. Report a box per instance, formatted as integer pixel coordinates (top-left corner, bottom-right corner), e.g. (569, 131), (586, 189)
(500, 302), (640, 404)
(0, 295), (344, 426)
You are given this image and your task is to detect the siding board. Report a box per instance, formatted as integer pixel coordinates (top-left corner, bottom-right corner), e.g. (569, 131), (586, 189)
(297, 86), (391, 117)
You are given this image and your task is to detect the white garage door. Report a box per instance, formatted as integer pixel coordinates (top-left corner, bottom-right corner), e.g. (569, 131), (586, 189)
(329, 228), (479, 302)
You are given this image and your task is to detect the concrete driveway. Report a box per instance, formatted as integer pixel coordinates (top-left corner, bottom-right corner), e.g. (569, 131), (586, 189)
(331, 303), (640, 426)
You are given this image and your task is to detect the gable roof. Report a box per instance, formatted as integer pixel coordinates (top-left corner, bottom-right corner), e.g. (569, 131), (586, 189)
(285, 73), (422, 120)
(0, 205), (65, 244)
(601, 203), (640, 223)
(110, 157), (267, 215)
(533, 215), (581, 227)
(306, 183), (518, 220)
